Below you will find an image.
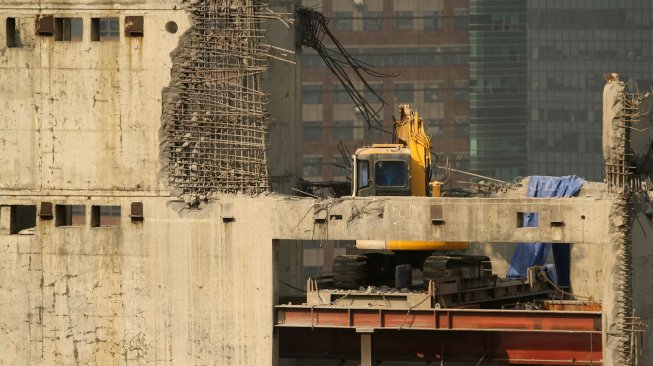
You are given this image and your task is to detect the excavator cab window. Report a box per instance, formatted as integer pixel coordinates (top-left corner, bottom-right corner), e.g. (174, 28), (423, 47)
(356, 160), (369, 189)
(375, 161), (407, 187)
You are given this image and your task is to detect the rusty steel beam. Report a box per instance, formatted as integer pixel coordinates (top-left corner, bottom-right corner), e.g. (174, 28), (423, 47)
(278, 327), (603, 365)
(275, 305), (601, 332)
(275, 306), (602, 365)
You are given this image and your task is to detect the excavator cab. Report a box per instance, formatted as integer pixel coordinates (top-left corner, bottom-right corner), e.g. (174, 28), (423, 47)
(353, 144), (412, 197)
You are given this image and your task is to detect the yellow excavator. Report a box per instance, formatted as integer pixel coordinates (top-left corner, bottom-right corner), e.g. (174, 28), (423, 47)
(333, 105), (492, 289)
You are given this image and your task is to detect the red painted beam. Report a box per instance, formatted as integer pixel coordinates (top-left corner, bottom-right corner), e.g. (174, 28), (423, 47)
(276, 305), (601, 332)
(278, 328), (603, 365)
(276, 306), (602, 365)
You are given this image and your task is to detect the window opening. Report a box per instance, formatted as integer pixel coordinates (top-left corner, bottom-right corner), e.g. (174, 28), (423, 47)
(517, 212), (539, 228)
(91, 17), (119, 41)
(356, 160), (369, 190)
(375, 161), (407, 187)
(302, 84), (322, 104)
(303, 156), (323, 178)
(6, 18), (16, 47)
(423, 11), (442, 31)
(395, 83), (414, 103)
(332, 155), (349, 178)
(91, 205), (121, 227)
(333, 12), (353, 31)
(0, 205), (37, 234)
(55, 205), (86, 227)
(6, 17), (35, 47)
(303, 121), (322, 140)
(395, 11), (414, 31)
(54, 18), (83, 42)
(334, 120), (353, 140)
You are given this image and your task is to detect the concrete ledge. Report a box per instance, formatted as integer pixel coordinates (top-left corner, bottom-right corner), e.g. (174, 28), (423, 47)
(252, 196), (611, 244)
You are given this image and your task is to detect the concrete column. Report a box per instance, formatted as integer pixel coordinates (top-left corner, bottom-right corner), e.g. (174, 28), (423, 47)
(358, 328), (374, 366)
(0, 206), (10, 234)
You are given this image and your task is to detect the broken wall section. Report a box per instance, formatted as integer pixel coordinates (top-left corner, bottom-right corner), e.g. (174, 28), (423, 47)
(163, 0), (274, 203)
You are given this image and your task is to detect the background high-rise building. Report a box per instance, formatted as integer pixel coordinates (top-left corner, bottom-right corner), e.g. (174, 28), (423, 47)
(301, 0), (470, 182)
(301, 0), (653, 185)
(469, 0), (527, 181)
(526, 1), (653, 181)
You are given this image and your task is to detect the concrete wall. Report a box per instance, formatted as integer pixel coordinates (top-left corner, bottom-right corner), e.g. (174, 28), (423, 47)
(0, 194), (617, 365)
(0, 1), (187, 193)
(632, 194), (653, 364)
(0, 1), (649, 366)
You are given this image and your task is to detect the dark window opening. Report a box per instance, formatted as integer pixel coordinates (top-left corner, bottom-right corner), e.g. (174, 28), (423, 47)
(375, 161), (407, 187)
(124, 16), (143, 37)
(517, 212), (538, 228)
(395, 11), (413, 31)
(332, 155), (349, 177)
(454, 9), (469, 30)
(91, 17), (119, 41)
(334, 120), (353, 140)
(303, 156), (323, 178)
(333, 12), (353, 31)
(303, 121), (322, 140)
(7, 17), (34, 47)
(395, 83), (413, 103)
(54, 18), (83, 42)
(1, 205), (37, 234)
(55, 205), (86, 227)
(363, 11), (382, 31)
(6, 18), (16, 47)
(302, 84), (322, 104)
(91, 205), (121, 227)
(424, 83), (443, 102)
(356, 160), (369, 190)
(423, 11), (442, 31)
(334, 85), (352, 104)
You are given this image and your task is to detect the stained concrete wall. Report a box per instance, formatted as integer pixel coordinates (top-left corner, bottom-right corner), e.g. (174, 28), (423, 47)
(632, 194), (653, 364)
(0, 194), (617, 365)
(0, 1), (649, 366)
(0, 1), (188, 193)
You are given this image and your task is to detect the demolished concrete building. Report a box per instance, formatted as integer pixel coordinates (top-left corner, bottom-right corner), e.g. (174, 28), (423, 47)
(0, 1), (652, 365)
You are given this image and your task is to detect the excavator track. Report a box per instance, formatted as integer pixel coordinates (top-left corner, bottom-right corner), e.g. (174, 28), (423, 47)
(422, 255), (493, 288)
(332, 253), (395, 289)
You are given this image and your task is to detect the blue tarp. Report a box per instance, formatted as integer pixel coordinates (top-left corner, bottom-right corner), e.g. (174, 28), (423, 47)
(506, 176), (584, 287)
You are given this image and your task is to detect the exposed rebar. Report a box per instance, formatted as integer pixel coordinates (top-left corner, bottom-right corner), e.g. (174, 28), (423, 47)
(163, 1), (275, 202)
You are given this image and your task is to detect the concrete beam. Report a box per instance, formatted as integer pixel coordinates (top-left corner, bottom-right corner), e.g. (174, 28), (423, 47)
(228, 196), (611, 244)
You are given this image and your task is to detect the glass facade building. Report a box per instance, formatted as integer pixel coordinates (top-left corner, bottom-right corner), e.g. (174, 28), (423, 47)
(468, 0), (527, 181)
(527, 0), (653, 180)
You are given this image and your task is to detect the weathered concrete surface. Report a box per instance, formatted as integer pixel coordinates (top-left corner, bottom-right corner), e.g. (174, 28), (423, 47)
(632, 194), (653, 365)
(265, 0), (302, 194)
(0, 2), (188, 193)
(0, 194), (614, 365)
(0, 2), (647, 366)
(283, 196), (611, 243)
